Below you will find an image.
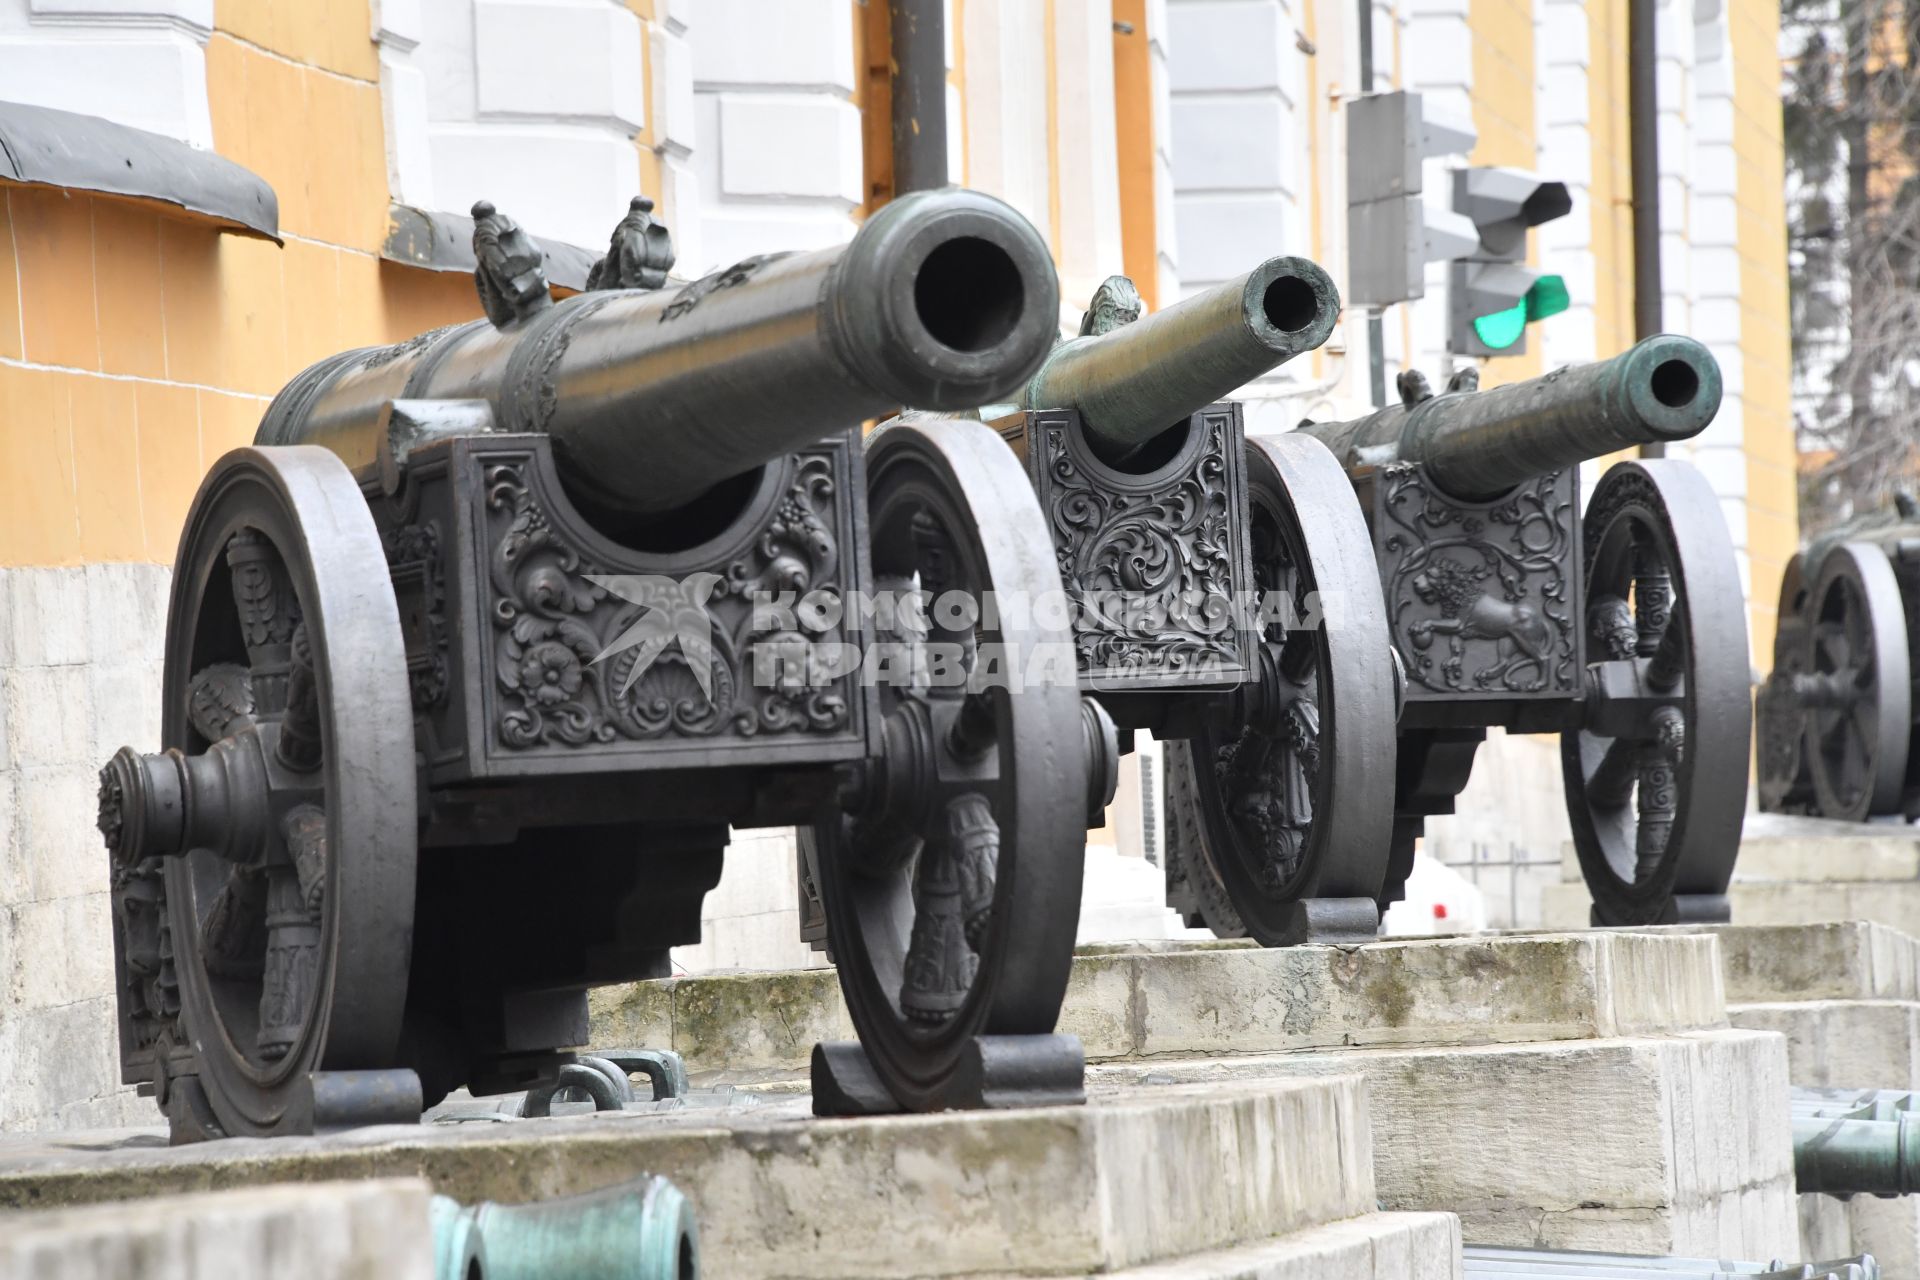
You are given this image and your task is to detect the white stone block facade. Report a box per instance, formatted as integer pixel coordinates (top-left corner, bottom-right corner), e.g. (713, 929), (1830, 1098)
(0, 564), (170, 1131)
(0, 0), (215, 147)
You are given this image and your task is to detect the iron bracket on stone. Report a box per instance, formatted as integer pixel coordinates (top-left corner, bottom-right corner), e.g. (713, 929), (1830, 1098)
(1589, 892), (1729, 927)
(1281, 897), (1381, 945)
(810, 1034), (1086, 1117)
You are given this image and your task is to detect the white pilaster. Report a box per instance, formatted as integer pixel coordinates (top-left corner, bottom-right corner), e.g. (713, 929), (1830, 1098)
(690, 0), (860, 273)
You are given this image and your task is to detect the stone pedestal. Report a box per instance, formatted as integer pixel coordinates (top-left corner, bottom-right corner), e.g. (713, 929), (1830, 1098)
(1542, 813), (1920, 933)
(592, 931), (1798, 1260)
(0, 1179), (433, 1280)
(0, 1077), (1458, 1280)
(1695, 919), (1920, 1269)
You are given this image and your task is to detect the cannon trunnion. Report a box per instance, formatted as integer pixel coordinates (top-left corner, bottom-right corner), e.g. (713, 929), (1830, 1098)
(96, 190), (1113, 1140)
(1159, 336), (1754, 931)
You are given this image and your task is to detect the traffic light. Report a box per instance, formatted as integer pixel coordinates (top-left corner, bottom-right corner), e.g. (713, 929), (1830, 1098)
(1346, 90), (1478, 308)
(1446, 167), (1572, 357)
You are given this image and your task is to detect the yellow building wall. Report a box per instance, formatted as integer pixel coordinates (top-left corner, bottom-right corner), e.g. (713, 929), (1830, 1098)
(1586, 0), (1636, 360)
(1467, 0), (1542, 387)
(0, 4), (489, 570)
(1731, 1), (1796, 665)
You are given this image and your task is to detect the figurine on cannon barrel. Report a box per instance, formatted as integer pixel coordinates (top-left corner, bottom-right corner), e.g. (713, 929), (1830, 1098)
(1757, 496), (1920, 823)
(1155, 335), (1754, 931)
(93, 187), (1118, 1140)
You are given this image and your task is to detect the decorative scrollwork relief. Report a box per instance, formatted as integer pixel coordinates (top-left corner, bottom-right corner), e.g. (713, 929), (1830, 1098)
(1039, 414), (1246, 681)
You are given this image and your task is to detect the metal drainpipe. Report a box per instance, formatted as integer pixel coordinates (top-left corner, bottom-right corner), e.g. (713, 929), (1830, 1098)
(1359, 0), (1387, 408)
(891, 0), (949, 194)
(1629, 0), (1664, 456)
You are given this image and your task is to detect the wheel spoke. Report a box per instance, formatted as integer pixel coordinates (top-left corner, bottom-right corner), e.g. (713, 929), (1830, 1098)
(1586, 736), (1641, 808)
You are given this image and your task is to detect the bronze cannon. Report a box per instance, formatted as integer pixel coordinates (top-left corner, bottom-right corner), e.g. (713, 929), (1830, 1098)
(1160, 336), (1752, 929)
(798, 261), (1402, 946)
(1757, 494), (1920, 823)
(94, 187), (1116, 1137)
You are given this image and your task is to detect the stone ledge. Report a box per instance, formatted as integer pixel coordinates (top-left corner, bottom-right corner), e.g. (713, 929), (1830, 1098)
(0, 1178), (431, 1279)
(1010, 1211), (1462, 1280)
(1089, 1030), (1796, 1261)
(591, 931), (1729, 1081)
(1701, 921), (1920, 1003)
(0, 1078), (1374, 1280)
(1728, 813), (1920, 882)
(1730, 999), (1920, 1089)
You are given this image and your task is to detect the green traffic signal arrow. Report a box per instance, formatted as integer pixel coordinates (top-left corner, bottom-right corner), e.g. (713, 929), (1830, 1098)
(1470, 273), (1569, 352)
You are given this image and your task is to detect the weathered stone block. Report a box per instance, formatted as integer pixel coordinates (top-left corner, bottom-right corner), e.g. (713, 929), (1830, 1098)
(7, 566), (90, 669)
(596, 932), (1729, 1079)
(0, 997), (126, 1131)
(89, 660), (162, 760)
(3, 668), (92, 767)
(17, 764), (106, 904)
(1731, 998), (1920, 1088)
(1798, 1191), (1920, 1278)
(1055, 1211), (1461, 1280)
(0, 1178), (433, 1280)
(4, 893), (113, 1014)
(84, 562), (170, 670)
(1704, 921), (1920, 1003)
(1090, 1029), (1797, 1261)
(0, 1079), (1378, 1279)
(1732, 812), (1920, 882)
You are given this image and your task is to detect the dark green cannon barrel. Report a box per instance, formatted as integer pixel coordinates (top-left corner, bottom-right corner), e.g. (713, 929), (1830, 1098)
(1019, 256), (1340, 463)
(1793, 1113), (1920, 1196)
(258, 187), (1060, 517)
(1297, 334), (1722, 502)
(432, 1175), (697, 1280)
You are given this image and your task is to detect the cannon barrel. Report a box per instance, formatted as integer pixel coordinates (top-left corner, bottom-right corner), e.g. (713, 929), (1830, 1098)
(1792, 1113), (1920, 1196)
(1019, 256), (1339, 463)
(432, 1175), (697, 1279)
(1297, 334), (1722, 502)
(258, 187), (1060, 517)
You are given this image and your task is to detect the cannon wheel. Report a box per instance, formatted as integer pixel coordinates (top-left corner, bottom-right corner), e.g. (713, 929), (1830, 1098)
(162, 446), (417, 1136)
(1161, 433), (1398, 942)
(810, 418), (1086, 1111)
(1803, 542), (1911, 820)
(1757, 554), (1814, 813)
(1563, 461), (1749, 924)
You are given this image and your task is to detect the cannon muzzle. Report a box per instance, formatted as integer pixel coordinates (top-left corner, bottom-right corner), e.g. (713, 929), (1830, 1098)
(1020, 256), (1340, 463)
(260, 187), (1060, 518)
(1298, 334), (1722, 502)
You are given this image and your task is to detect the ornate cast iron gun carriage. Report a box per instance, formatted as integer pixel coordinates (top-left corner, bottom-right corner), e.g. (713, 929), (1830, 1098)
(95, 188), (1114, 1139)
(1163, 336), (1753, 930)
(802, 263), (1402, 946)
(1757, 497), (1920, 823)
(1000, 263), (1403, 945)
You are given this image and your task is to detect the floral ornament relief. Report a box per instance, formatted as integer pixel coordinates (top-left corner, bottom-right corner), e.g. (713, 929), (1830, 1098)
(486, 452), (852, 749)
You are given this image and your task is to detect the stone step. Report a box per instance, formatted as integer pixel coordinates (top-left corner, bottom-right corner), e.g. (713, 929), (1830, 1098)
(0, 1179), (431, 1280)
(0, 1078), (1376, 1280)
(591, 930), (1729, 1082)
(1090, 1028), (1797, 1262)
(1558, 814), (1920, 887)
(1021, 1211), (1461, 1280)
(1699, 921), (1920, 1004)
